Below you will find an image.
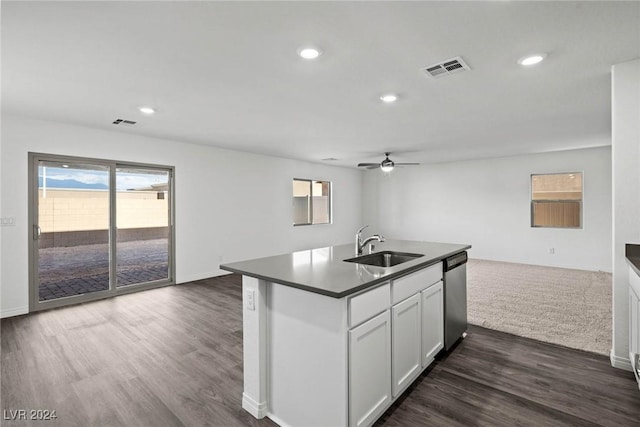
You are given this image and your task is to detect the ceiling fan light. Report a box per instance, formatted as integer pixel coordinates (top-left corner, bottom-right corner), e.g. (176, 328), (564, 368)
(380, 158), (395, 172)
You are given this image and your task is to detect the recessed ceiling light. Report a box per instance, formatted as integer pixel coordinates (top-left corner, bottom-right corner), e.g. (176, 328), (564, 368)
(138, 106), (156, 115)
(62, 164), (69, 168)
(518, 54), (547, 66)
(380, 94), (398, 103)
(298, 47), (321, 60)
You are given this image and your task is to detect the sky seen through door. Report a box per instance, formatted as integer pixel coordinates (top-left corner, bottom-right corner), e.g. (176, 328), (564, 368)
(38, 166), (168, 190)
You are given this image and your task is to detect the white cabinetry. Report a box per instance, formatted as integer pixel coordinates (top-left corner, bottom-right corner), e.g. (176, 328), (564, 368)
(630, 288), (638, 359)
(389, 266), (444, 398)
(349, 310), (392, 427)
(392, 264), (443, 304)
(422, 281), (444, 367)
(252, 261), (448, 427)
(629, 269), (640, 386)
(391, 293), (422, 397)
(349, 283), (391, 328)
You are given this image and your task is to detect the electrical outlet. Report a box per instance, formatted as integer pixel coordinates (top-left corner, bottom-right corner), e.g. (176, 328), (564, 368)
(244, 289), (256, 311)
(0, 217), (15, 226)
(548, 248), (555, 254)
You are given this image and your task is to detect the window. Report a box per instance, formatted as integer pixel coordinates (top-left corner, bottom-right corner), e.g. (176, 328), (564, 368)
(293, 179), (331, 226)
(531, 172), (582, 228)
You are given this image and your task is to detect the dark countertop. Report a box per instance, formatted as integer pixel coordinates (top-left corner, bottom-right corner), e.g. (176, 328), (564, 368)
(220, 240), (471, 298)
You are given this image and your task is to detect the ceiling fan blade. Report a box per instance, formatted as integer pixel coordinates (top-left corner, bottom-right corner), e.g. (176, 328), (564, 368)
(366, 165), (381, 169)
(394, 163), (420, 166)
(357, 163), (380, 167)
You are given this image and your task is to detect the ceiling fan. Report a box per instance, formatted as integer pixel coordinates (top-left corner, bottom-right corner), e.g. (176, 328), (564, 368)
(357, 152), (420, 172)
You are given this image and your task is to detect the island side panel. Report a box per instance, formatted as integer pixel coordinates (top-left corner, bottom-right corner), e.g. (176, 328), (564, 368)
(268, 281), (349, 427)
(242, 276), (269, 417)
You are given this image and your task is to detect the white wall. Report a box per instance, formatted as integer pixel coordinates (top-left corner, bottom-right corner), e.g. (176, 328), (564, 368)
(363, 146), (612, 272)
(0, 114), (363, 317)
(611, 58), (640, 369)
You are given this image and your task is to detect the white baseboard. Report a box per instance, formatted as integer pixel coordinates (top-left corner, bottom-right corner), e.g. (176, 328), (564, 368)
(1, 306), (28, 319)
(266, 412), (293, 427)
(610, 350), (633, 371)
(242, 393), (268, 419)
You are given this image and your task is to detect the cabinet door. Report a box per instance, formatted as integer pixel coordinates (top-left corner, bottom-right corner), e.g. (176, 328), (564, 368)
(630, 288), (638, 356)
(349, 310), (391, 427)
(391, 293), (422, 397)
(631, 288), (640, 384)
(422, 281), (444, 367)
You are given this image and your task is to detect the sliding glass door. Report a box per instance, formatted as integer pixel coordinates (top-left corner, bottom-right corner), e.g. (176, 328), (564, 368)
(29, 153), (174, 311)
(36, 160), (111, 301)
(116, 167), (171, 287)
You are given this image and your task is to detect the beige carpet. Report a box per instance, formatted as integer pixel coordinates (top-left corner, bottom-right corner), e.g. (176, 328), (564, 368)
(467, 258), (612, 355)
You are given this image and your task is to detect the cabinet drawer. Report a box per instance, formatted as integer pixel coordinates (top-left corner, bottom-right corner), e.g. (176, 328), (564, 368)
(392, 263), (442, 305)
(349, 283), (391, 328)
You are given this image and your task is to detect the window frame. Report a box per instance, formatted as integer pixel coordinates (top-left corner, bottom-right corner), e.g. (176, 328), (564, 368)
(292, 178), (332, 226)
(530, 171), (583, 229)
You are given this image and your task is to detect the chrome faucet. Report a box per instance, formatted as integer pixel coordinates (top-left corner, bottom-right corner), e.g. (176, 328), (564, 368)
(355, 225), (385, 256)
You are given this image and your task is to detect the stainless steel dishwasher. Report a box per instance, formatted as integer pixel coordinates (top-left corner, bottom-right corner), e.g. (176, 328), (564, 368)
(443, 251), (468, 351)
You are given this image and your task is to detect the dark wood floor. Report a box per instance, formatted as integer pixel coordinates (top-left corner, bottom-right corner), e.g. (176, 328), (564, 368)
(2, 274), (639, 427)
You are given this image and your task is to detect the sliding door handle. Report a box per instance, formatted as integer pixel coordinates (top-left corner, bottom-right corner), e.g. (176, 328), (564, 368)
(33, 225), (41, 240)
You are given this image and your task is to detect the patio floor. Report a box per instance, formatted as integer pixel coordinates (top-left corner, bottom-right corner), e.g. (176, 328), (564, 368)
(38, 238), (169, 301)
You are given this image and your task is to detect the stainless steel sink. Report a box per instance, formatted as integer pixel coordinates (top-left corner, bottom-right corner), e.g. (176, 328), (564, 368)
(344, 251), (423, 268)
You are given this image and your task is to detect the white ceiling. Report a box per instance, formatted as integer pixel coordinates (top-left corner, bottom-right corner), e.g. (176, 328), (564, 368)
(2, 1), (639, 167)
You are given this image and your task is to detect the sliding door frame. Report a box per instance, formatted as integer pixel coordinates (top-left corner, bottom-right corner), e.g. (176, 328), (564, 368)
(28, 152), (176, 312)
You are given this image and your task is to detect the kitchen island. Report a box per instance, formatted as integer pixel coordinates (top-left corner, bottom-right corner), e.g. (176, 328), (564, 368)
(221, 240), (470, 427)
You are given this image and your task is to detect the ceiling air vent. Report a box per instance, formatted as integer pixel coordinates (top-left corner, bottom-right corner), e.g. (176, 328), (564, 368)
(422, 56), (470, 79)
(112, 119), (137, 126)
